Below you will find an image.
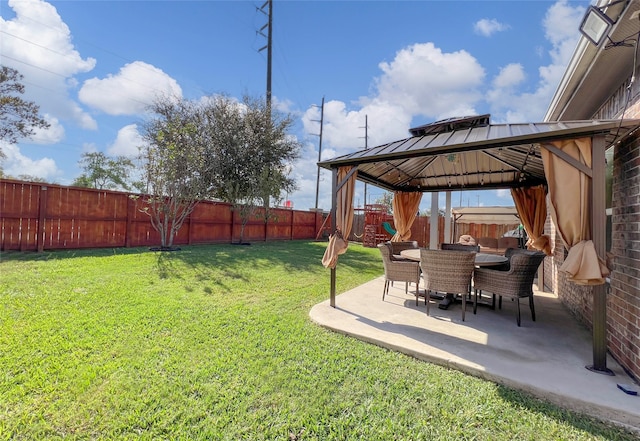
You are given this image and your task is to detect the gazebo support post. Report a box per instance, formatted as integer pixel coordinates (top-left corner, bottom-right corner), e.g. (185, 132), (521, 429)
(429, 192), (439, 249)
(330, 168), (337, 308)
(444, 192), (452, 243)
(587, 135), (614, 375)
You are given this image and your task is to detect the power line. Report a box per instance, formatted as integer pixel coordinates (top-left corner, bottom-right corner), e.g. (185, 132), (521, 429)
(311, 96), (325, 210)
(1, 54), (68, 79)
(1, 12), (185, 104)
(1, 30), (75, 60)
(256, 0), (273, 109)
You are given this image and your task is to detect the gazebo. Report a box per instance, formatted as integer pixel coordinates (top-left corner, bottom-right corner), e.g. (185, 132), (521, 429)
(318, 116), (640, 374)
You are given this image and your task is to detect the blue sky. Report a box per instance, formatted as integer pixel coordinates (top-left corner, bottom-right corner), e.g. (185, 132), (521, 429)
(1, 0), (590, 212)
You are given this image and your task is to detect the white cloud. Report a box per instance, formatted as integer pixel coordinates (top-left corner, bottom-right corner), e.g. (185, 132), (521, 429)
(79, 61), (183, 116)
(107, 124), (143, 157)
(1, 142), (62, 180)
(375, 43), (485, 120)
(486, 0), (584, 122)
(544, 0), (584, 48)
(0, 0), (97, 130)
(286, 140), (327, 210)
(302, 99), (410, 156)
(493, 63), (526, 89)
(29, 115), (65, 144)
(486, 63), (526, 110)
(273, 96), (296, 114)
(474, 18), (510, 37)
(539, 0), (585, 92)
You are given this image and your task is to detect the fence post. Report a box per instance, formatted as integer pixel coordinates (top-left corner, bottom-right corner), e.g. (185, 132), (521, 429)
(125, 196), (133, 248)
(231, 208), (235, 243)
(290, 210), (294, 240)
(36, 185), (47, 252)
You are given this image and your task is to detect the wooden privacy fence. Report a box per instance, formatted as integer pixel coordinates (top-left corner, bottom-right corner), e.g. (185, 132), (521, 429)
(0, 179), (324, 252)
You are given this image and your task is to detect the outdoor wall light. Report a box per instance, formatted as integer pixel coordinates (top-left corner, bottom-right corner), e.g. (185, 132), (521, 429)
(580, 5), (615, 46)
(579, 1), (630, 46)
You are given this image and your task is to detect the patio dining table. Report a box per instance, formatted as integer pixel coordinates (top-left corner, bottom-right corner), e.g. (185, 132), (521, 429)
(399, 249), (508, 267)
(399, 248), (508, 308)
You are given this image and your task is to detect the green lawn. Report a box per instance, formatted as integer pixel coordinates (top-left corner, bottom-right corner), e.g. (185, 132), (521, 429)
(0, 241), (636, 440)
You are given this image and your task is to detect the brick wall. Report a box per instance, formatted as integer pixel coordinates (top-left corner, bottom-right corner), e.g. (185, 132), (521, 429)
(550, 230), (594, 329)
(609, 132), (640, 379)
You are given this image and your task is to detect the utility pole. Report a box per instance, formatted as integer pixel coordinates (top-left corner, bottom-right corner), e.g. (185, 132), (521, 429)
(360, 115), (369, 207)
(313, 97), (325, 210)
(257, 0), (273, 110)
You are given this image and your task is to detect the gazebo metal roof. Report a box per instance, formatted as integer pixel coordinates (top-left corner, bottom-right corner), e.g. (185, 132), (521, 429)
(318, 119), (640, 193)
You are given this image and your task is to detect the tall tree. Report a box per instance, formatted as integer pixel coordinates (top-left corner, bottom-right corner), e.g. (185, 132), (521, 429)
(0, 66), (50, 160)
(243, 95), (298, 213)
(73, 151), (142, 191)
(205, 94), (300, 243)
(139, 97), (211, 249)
(201, 95), (253, 242)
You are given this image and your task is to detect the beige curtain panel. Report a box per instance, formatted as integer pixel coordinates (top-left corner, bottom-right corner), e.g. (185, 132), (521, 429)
(391, 191), (423, 242)
(322, 166), (358, 269)
(541, 137), (609, 285)
(510, 185), (551, 255)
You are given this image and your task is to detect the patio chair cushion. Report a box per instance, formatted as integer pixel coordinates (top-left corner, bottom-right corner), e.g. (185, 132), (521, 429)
(457, 235), (476, 246)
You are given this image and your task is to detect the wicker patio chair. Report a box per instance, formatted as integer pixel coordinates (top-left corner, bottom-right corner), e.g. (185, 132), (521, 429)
(473, 250), (546, 326)
(419, 249), (476, 321)
(388, 240), (419, 260)
(441, 243), (480, 301)
(378, 243), (421, 304)
(441, 243), (480, 252)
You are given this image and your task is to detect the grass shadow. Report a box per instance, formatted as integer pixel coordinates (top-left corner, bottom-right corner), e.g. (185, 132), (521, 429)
(1, 240), (380, 276)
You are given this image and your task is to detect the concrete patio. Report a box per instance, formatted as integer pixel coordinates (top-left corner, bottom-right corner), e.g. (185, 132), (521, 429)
(309, 277), (640, 432)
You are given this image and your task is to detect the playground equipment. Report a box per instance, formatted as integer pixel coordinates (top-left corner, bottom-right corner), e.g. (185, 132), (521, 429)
(316, 204), (394, 247)
(382, 221), (396, 236)
(363, 204), (394, 247)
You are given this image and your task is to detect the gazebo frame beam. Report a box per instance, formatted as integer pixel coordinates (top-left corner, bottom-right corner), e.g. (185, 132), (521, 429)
(589, 135), (613, 374)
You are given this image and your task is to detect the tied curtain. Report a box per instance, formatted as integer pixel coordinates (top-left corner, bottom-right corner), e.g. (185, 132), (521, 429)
(510, 185), (552, 255)
(391, 191), (422, 242)
(541, 137), (609, 285)
(322, 166), (358, 269)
